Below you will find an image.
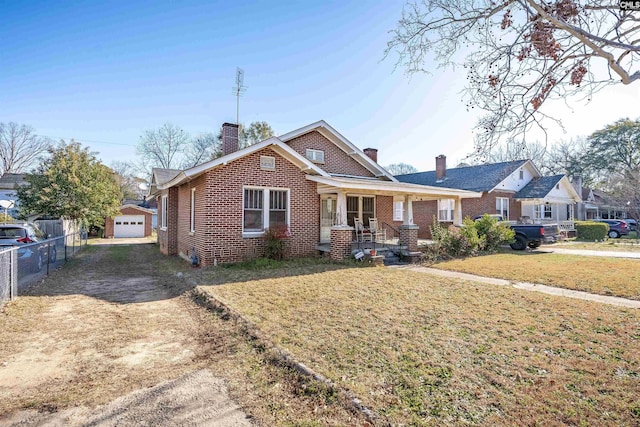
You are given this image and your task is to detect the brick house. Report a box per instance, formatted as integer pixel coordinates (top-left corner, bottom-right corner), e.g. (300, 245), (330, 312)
(396, 156), (582, 238)
(151, 121), (482, 265)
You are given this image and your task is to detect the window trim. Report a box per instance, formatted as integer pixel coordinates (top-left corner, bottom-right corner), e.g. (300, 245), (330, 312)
(534, 203), (553, 220)
(189, 188), (196, 233)
(242, 186), (290, 237)
(496, 197), (509, 220)
(161, 195), (168, 230)
(437, 198), (455, 222)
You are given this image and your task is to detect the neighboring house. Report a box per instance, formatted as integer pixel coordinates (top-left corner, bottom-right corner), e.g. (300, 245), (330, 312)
(0, 173), (28, 218)
(396, 156), (582, 238)
(150, 121), (482, 265)
(104, 204), (154, 238)
(572, 176), (636, 220)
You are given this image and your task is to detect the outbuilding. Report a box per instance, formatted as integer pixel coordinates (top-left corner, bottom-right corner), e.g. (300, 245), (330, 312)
(105, 204), (153, 238)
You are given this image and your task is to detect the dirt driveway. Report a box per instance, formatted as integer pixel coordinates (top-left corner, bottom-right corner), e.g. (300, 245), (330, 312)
(0, 240), (253, 426)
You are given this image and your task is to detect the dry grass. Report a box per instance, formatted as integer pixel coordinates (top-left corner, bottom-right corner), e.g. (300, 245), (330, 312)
(201, 268), (640, 426)
(554, 240), (640, 252)
(432, 252), (640, 300)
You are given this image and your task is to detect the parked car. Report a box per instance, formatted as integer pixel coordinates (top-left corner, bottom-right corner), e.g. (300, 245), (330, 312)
(593, 219), (630, 238)
(0, 224), (57, 272)
(623, 219), (637, 232)
(473, 214), (559, 250)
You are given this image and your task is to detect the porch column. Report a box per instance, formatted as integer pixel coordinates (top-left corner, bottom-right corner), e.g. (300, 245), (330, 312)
(454, 196), (463, 225)
(403, 195), (414, 225)
(335, 191), (348, 226)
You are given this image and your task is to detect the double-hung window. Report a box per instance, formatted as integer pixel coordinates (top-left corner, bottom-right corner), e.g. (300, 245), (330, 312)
(496, 197), (509, 220)
(438, 199), (455, 222)
(393, 201), (404, 221)
(534, 204), (552, 220)
(161, 195), (168, 229)
(243, 187), (289, 235)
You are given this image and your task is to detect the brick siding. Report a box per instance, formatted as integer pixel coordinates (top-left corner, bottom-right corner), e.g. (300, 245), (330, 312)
(285, 131), (375, 177)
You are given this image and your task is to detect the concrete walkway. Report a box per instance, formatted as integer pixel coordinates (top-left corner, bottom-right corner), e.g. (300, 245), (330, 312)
(390, 265), (640, 309)
(536, 246), (640, 259)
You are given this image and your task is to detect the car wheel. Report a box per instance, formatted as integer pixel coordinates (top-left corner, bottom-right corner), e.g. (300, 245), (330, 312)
(608, 230), (620, 239)
(510, 235), (527, 251)
(35, 252), (43, 272)
(50, 246), (57, 263)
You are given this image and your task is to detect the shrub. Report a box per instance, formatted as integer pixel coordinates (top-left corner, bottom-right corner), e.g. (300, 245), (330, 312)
(474, 214), (515, 252)
(575, 221), (608, 241)
(263, 224), (290, 260)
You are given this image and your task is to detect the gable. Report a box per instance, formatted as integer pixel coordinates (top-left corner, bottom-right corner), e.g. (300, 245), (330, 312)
(285, 131), (375, 178)
(491, 161), (539, 192)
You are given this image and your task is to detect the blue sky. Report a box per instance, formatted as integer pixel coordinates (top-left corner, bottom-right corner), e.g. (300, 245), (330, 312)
(2, 1), (639, 172)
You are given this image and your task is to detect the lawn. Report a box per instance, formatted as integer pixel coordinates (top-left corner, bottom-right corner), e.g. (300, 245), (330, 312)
(432, 252), (640, 300)
(554, 240), (640, 252)
(200, 267), (640, 426)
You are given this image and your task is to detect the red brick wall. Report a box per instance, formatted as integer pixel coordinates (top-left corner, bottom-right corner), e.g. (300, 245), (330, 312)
(285, 131), (375, 177)
(412, 191), (521, 238)
(375, 196), (405, 237)
(104, 207), (152, 238)
(172, 147), (320, 265)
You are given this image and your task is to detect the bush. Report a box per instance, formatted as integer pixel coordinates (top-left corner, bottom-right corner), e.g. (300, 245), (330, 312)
(263, 224), (290, 260)
(575, 221), (608, 241)
(425, 215), (515, 261)
(474, 214), (515, 252)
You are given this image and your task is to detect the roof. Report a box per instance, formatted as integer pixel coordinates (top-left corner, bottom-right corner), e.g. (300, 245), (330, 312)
(395, 160), (528, 192)
(0, 173), (28, 189)
(306, 175), (483, 199)
(152, 168), (181, 184)
(514, 175), (564, 199)
(119, 204), (154, 214)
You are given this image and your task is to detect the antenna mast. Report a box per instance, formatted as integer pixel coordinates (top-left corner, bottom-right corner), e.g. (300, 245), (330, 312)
(232, 67), (247, 125)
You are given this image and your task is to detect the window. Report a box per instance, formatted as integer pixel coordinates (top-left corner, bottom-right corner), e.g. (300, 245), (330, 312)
(496, 197), (509, 220)
(534, 204), (552, 220)
(393, 201), (404, 221)
(161, 195), (168, 229)
(519, 170), (524, 180)
(346, 195), (375, 226)
(438, 199), (455, 222)
(190, 188), (196, 233)
(243, 187), (289, 234)
(305, 149), (325, 164)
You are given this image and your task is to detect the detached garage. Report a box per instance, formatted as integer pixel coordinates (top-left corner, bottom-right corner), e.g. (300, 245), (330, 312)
(104, 205), (153, 238)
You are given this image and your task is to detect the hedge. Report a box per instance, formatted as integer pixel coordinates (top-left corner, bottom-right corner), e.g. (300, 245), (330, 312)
(575, 221), (609, 241)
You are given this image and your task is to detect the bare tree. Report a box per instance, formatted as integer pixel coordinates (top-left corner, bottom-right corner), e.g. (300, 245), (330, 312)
(485, 139), (549, 166)
(385, 163), (419, 175)
(182, 133), (220, 168)
(385, 1), (640, 154)
(0, 122), (52, 174)
(137, 123), (189, 170)
(111, 161), (147, 200)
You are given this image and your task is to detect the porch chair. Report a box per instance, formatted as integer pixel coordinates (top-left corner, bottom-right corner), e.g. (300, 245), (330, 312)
(368, 218), (386, 243)
(354, 218), (372, 242)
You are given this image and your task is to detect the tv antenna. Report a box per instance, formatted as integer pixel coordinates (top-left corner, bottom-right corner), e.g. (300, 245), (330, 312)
(232, 67), (247, 125)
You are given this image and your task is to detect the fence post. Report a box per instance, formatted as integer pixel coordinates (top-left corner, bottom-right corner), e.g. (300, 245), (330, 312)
(46, 240), (51, 276)
(10, 248), (17, 301)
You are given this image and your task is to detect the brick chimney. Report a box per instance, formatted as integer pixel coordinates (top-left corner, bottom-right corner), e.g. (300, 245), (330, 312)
(363, 148), (378, 163)
(435, 155), (446, 181)
(222, 122), (239, 156)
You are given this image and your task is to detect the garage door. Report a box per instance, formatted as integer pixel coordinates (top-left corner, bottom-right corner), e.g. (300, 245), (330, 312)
(114, 215), (145, 238)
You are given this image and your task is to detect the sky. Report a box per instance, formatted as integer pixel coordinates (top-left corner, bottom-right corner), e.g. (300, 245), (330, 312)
(2, 0), (639, 173)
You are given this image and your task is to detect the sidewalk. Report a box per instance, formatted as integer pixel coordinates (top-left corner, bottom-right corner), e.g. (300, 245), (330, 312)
(536, 246), (640, 259)
(389, 265), (640, 309)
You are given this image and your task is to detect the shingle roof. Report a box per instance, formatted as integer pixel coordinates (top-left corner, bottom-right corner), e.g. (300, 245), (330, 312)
(515, 175), (564, 199)
(395, 160), (528, 192)
(152, 168), (181, 185)
(0, 173), (27, 189)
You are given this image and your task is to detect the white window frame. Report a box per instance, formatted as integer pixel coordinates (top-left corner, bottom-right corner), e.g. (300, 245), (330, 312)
(242, 186), (290, 237)
(161, 195), (168, 230)
(438, 199), (455, 222)
(305, 149), (325, 164)
(496, 197), (509, 220)
(189, 188), (196, 233)
(393, 201), (404, 221)
(534, 204), (552, 220)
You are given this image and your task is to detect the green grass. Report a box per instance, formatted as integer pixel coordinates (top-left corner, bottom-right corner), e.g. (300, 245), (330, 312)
(432, 252), (640, 300)
(200, 267), (640, 426)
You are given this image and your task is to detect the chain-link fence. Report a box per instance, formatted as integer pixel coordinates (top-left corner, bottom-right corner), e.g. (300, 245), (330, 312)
(0, 231), (88, 309)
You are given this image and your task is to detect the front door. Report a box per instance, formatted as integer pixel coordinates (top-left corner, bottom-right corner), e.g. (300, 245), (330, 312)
(320, 196), (336, 243)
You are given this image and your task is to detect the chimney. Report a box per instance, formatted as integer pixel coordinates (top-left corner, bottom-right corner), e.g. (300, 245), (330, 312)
(222, 122), (239, 156)
(363, 148), (378, 163)
(435, 155), (446, 181)
(571, 175), (583, 195)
